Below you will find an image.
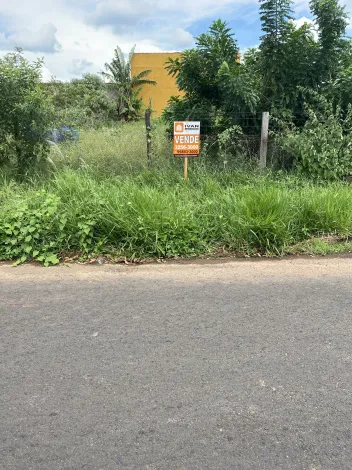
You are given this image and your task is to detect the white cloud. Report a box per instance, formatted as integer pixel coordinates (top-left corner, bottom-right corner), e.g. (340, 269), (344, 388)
(294, 0), (311, 14)
(69, 58), (93, 75)
(293, 16), (318, 39)
(0, 24), (61, 53)
(86, 0), (251, 30)
(84, 0), (236, 50)
(294, 16), (314, 28)
(1, 0), (352, 80)
(41, 65), (54, 82)
(169, 29), (194, 49)
(86, 0), (150, 29)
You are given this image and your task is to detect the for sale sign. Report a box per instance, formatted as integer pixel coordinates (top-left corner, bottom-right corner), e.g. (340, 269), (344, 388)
(173, 121), (200, 157)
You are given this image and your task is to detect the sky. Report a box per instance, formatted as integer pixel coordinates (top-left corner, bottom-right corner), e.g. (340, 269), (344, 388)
(0, 0), (351, 81)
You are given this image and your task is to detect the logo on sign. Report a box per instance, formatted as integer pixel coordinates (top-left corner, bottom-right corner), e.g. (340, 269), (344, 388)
(174, 122), (184, 133)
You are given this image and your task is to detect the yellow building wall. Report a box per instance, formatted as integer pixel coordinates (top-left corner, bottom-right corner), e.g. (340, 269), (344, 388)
(131, 53), (184, 116)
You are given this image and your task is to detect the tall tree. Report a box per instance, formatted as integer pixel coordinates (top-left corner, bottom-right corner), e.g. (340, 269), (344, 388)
(164, 20), (259, 133)
(166, 20), (240, 106)
(102, 46), (156, 120)
(259, 0), (294, 106)
(310, 0), (348, 81)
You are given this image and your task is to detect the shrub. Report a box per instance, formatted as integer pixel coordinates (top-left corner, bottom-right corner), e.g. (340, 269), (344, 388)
(44, 74), (116, 128)
(0, 190), (65, 266)
(282, 105), (352, 179)
(0, 49), (53, 177)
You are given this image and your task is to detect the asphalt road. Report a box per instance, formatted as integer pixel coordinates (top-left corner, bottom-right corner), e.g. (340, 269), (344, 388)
(1, 258), (352, 470)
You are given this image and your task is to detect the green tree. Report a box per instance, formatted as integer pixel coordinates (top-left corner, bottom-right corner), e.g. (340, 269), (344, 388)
(102, 46), (156, 120)
(278, 22), (318, 120)
(310, 0), (348, 82)
(259, 0), (294, 106)
(0, 49), (53, 177)
(298, 1), (350, 116)
(164, 20), (259, 134)
(257, 2), (321, 122)
(166, 20), (239, 106)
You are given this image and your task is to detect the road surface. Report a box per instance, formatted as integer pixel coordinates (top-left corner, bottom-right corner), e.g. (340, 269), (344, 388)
(1, 258), (352, 469)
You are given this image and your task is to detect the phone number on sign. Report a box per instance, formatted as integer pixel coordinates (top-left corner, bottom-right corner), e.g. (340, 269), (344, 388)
(174, 149), (199, 154)
(174, 145), (199, 151)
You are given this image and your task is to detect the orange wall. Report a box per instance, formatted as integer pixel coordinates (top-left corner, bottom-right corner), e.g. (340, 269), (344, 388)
(131, 53), (184, 116)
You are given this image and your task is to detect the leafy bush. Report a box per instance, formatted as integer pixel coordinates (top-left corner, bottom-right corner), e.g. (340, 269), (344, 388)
(44, 74), (116, 128)
(282, 105), (352, 179)
(218, 125), (244, 167)
(0, 50), (53, 177)
(0, 191), (65, 266)
(0, 187), (105, 265)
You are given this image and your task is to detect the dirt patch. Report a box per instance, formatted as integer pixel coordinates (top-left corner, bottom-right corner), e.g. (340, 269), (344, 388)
(1, 256), (352, 285)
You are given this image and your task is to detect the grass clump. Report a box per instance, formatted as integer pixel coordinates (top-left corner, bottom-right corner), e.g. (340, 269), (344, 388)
(1, 167), (352, 265)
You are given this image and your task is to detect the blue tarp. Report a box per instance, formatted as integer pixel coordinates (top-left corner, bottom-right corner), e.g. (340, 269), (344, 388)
(48, 127), (79, 144)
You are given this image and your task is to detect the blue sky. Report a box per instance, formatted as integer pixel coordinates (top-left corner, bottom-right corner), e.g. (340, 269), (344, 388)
(0, 0), (350, 80)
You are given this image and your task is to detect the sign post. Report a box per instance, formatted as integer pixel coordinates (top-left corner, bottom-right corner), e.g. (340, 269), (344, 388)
(173, 121), (200, 179)
(184, 156), (189, 180)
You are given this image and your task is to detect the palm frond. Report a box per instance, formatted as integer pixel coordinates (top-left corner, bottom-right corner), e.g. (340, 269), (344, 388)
(133, 69), (153, 81)
(115, 45), (125, 69)
(100, 70), (113, 82)
(128, 45), (136, 65)
(132, 78), (157, 87)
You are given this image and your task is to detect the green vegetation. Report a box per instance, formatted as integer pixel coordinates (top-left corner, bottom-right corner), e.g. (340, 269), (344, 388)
(48, 122), (173, 175)
(164, 20), (259, 135)
(2, 1), (352, 265)
(281, 100), (352, 179)
(2, 157), (352, 264)
(290, 237), (352, 256)
(44, 46), (156, 128)
(44, 74), (116, 128)
(0, 49), (53, 178)
(164, 0), (352, 179)
(102, 46), (156, 121)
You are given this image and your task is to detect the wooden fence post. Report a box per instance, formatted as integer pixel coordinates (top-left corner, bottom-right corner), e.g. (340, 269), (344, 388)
(145, 110), (152, 168)
(260, 112), (269, 170)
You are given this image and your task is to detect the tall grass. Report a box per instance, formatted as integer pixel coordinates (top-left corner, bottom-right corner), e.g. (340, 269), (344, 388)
(49, 121), (174, 176)
(1, 166), (352, 263)
(47, 121), (262, 178)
